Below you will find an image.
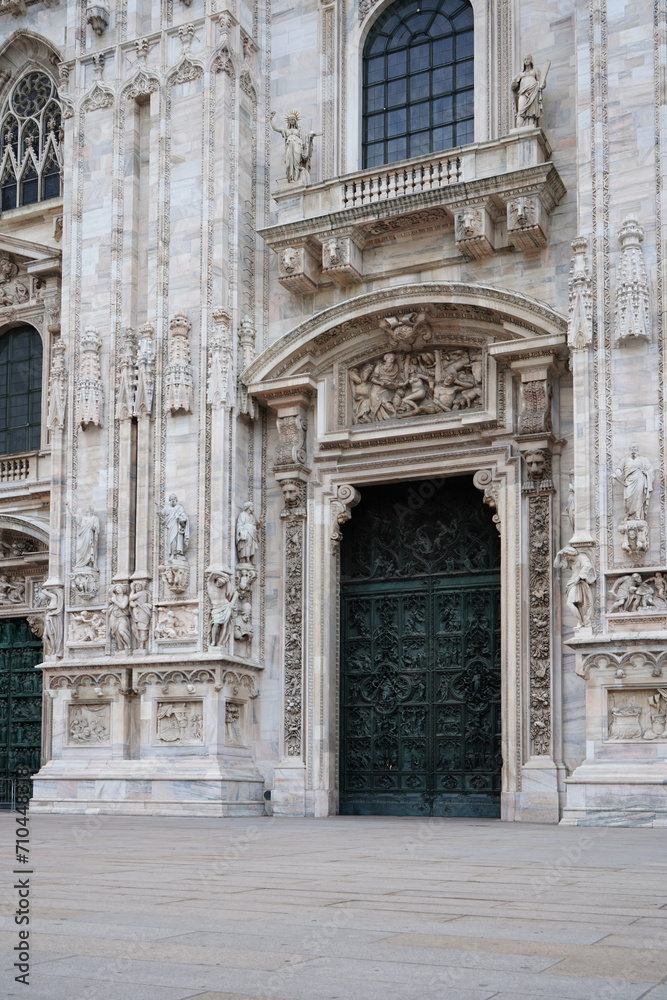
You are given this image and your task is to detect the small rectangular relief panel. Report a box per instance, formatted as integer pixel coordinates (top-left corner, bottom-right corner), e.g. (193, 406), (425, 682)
(607, 688), (667, 742)
(66, 702), (112, 746)
(154, 700), (204, 746)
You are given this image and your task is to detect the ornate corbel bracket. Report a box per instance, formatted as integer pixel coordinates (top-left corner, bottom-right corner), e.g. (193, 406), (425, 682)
(331, 484), (361, 543)
(472, 469), (501, 534)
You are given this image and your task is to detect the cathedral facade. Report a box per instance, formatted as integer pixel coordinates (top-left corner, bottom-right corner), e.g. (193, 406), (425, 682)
(0, 0), (664, 825)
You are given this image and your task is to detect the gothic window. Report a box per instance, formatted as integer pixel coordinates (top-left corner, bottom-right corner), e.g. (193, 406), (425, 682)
(0, 327), (42, 455)
(0, 71), (62, 212)
(362, 0), (474, 168)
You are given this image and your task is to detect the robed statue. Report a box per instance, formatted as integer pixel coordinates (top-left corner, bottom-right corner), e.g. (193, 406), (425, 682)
(236, 502), (262, 563)
(613, 444), (654, 522)
(158, 493), (190, 559)
(67, 503), (99, 570)
(270, 109), (316, 185)
(512, 55), (550, 128)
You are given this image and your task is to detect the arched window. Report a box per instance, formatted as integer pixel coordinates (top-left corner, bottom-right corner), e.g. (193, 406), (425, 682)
(0, 327), (42, 455)
(0, 70), (62, 212)
(362, 0), (474, 168)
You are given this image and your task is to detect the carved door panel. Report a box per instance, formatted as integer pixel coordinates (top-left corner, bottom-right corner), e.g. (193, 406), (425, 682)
(0, 617), (43, 795)
(340, 477), (500, 817)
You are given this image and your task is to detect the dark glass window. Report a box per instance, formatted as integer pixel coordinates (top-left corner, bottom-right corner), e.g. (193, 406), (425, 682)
(0, 71), (62, 212)
(362, 0), (474, 168)
(0, 327), (42, 455)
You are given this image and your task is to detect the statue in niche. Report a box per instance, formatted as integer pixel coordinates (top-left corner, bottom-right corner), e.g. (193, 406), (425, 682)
(158, 493), (189, 559)
(129, 580), (152, 649)
(67, 503), (100, 599)
(614, 444), (654, 521)
(67, 503), (100, 570)
(206, 566), (239, 648)
(236, 502), (262, 563)
(613, 444), (654, 557)
(43, 585), (64, 657)
(108, 584), (132, 650)
(157, 493), (190, 594)
(512, 54), (549, 128)
(349, 348), (483, 424)
(270, 109), (316, 185)
(554, 546), (597, 628)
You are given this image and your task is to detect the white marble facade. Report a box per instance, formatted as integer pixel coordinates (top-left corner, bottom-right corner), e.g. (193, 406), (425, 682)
(0, 0), (664, 824)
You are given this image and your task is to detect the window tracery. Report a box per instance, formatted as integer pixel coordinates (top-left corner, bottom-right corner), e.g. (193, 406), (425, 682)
(0, 325), (43, 455)
(362, 0), (474, 168)
(0, 70), (62, 212)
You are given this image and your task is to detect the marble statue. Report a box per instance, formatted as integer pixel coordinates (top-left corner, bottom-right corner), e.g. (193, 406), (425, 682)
(270, 109), (316, 185)
(67, 503), (100, 570)
(613, 445), (654, 521)
(158, 493), (189, 558)
(512, 54), (549, 128)
(108, 583), (132, 650)
(43, 585), (64, 657)
(554, 546), (597, 628)
(206, 566), (239, 648)
(236, 502), (262, 563)
(567, 471), (576, 533)
(129, 580), (152, 649)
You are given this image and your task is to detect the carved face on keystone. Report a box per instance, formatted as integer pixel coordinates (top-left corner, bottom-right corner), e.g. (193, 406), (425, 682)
(524, 450), (546, 478)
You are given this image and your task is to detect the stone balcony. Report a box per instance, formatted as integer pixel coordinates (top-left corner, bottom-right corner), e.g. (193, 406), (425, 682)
(261, 128), (566, 293)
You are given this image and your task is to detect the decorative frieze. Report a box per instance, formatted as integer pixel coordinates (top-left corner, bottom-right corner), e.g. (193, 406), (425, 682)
(568, 236), (593, 350)
(165, 313), (194, 415)
(78, 327), (103, 429)
(528, 494), (552, 755)
(615, 214), (651, 343)
(283, 511), (304, 757)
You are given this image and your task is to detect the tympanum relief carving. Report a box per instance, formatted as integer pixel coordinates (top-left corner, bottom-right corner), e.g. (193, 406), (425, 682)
(349, 347), (483, 424)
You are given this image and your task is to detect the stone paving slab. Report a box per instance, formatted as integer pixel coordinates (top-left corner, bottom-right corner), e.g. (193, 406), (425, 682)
(1, 814), (667, 1000)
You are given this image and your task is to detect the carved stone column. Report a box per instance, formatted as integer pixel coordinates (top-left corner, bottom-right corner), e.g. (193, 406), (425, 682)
(509, 347), (565, 822)
(567, 237), (595, 548)
(250, 376), (316, 815)
(44, 339), (67, 660)
(208, 309), (234, 573)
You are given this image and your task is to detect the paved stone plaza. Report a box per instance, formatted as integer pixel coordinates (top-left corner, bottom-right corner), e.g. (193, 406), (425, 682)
(1, 815), (667, 1000)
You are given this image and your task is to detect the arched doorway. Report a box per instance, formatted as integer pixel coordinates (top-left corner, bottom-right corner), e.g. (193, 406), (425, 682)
(339, 475), (501, 816)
